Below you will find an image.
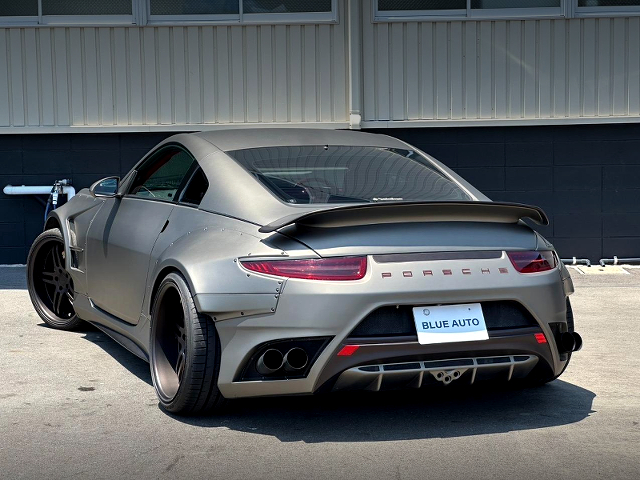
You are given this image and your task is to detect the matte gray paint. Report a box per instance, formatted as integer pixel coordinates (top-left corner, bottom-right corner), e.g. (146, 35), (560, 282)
(43, 128), (573, 399)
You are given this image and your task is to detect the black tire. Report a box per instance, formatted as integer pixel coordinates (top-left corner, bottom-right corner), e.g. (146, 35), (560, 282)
(566, 297), (575, 333)
(27, 228), (82, 330)
(149, 272), (225, 415)
(554, 297), (574, 376)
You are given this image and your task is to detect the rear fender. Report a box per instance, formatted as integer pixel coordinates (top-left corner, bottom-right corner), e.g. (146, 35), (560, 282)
(144, 224), (316, 321)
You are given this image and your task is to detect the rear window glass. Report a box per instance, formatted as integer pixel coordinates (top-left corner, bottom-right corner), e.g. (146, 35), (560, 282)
(228, 145), (471, 204)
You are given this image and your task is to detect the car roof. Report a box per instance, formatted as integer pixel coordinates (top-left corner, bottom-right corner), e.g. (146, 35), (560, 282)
(155, 128), (486, 229)
(192, 128), (409, 152)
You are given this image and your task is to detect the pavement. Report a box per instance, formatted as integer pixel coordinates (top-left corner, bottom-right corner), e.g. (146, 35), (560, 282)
(0, 266), (639, 480)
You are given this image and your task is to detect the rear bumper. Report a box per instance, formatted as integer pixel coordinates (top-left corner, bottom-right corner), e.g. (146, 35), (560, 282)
(315, 328), (553, 391)
(208, 253), (572, 399)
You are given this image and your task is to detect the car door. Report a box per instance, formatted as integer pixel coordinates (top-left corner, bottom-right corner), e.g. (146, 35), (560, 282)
(85, 145), (197, 325)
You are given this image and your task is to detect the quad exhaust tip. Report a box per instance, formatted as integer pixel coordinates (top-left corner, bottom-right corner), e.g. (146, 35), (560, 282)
(256, 349), (284, 375)
(283, 347), (309, 372)
(256, 347), (309, 375)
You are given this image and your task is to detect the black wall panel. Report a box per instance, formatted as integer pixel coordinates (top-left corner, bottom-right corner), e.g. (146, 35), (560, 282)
(1, 124), (639, 264)
(371, 124), (640, 261)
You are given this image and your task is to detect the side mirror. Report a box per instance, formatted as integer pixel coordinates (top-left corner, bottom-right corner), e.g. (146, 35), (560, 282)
(90, 177), (120, 198)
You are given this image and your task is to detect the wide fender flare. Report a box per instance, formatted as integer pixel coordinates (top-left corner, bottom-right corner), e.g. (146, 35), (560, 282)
(144, 227), (289, 320)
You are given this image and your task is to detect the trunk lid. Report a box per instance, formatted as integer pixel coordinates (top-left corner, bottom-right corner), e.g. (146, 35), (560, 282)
(280, 221), (539, 257)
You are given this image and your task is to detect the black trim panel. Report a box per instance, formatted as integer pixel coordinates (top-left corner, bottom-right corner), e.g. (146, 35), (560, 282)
(372, 250), (503, 263)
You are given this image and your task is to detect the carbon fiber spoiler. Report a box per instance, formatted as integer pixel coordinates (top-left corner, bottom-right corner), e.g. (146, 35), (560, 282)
(258, 201), (549, 233)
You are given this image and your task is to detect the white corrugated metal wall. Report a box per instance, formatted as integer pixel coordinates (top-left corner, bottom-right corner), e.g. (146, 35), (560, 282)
(0, 2), (349, 131)
(2, 1), (640, 131)
(361, 1), (640, 126)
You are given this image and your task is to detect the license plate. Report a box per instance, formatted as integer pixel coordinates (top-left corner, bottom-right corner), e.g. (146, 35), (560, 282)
(413, 303), (489, 345)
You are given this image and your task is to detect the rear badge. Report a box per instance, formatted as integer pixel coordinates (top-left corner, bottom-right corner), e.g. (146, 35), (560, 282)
(381, 267), (508, 278)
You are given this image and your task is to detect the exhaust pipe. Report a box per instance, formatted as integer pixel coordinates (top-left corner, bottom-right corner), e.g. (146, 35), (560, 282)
(571, 332), (583, 352)
(559, 332), (583, 353)
(256, 349), (284, 375)
(283, 347), (308, 372)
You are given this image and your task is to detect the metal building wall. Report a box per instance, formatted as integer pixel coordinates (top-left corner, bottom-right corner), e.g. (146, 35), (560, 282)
(0, 3), (349, 132)
(361, 1), (640, 126)
(3, 2), (640, 131)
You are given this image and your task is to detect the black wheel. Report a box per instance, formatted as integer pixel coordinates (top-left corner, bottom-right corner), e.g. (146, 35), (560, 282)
(566, 297), (575, 333)
(150, 272), (225, 415)
(554, 297), (574, 375)
(27, 228), (82, 330)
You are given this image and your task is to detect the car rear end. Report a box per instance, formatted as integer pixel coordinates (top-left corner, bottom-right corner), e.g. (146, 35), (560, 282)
(211, 221), (577, 399)
(205, 139), (580, 399)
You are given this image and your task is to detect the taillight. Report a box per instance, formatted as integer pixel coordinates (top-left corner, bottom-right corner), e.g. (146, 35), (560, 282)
(507, 251), (557, 273)
(240, 257), (367, 281)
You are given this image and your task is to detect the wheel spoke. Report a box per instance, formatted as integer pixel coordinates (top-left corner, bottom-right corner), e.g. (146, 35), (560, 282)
(51, 246), (61, 270)
(33, 238), (76, 322)
(53, 288), (63, 315)
(53, 244), (65, 272)
(175, 325), (185, 347)
(174, 323), (187, 381)
(175, 352), (186, 381)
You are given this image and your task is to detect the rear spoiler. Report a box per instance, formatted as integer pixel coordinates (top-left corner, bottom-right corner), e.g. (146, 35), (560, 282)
(258, 201), (548, 233)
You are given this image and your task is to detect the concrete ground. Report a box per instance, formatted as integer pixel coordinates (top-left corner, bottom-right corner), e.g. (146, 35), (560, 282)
(0, 266), (638, 480)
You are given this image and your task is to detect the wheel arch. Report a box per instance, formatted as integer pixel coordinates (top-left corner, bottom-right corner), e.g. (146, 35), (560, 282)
(43, 211), (73, 269)
(148, 264), (195, 318)
(44, 215), (61, 231)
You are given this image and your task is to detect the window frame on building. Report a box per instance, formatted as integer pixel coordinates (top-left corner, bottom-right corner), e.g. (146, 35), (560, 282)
(0, 0), (135, 26)
(373, 0), (568, 21)
(147, 0), (338, 25)
(573, 1), (640, 18)
(0, 0), (339, 26)
(373, 0), (640, 21)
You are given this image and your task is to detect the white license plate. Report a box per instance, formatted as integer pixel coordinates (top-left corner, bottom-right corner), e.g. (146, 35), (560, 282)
(413, 303), (489, 345)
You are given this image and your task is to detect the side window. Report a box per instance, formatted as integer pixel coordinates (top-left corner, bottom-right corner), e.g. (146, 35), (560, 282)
(129, 147), (195, 201)
(179, 167), (209, 206)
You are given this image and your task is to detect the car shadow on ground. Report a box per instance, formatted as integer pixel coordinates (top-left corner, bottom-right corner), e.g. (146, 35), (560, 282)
(173, 378), (595, 443)
(77, 322), (595, 442)
(73, 323), (153, 386)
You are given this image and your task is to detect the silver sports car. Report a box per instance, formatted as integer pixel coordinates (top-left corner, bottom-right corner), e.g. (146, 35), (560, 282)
(27, 128), (581, 415)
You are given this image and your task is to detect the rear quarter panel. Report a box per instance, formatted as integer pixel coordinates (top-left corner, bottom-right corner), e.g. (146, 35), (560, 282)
(143, 205), (317, 321)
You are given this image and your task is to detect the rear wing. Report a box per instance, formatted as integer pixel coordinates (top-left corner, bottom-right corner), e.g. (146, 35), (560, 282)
(258, 201), (548, 233)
